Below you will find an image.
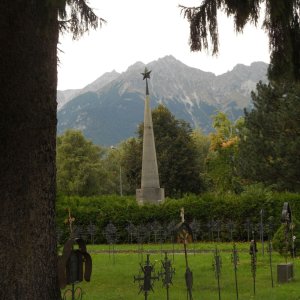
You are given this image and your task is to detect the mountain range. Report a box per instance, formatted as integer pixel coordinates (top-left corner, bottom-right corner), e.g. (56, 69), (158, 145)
(57, 55), (268, 146)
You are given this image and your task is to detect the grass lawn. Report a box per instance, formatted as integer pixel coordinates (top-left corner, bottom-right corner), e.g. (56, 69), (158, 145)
(62, 243), (300, 300)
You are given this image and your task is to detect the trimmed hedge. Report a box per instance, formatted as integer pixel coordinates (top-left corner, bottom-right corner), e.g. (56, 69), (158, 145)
(56, 192), (300, 244)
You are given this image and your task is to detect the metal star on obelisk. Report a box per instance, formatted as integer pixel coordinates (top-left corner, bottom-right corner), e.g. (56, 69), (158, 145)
(141, 67), (151, 95)
(136, 67), (164, 205)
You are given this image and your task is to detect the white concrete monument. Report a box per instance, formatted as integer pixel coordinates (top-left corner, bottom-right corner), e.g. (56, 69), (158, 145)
(136, 68), (164, 205)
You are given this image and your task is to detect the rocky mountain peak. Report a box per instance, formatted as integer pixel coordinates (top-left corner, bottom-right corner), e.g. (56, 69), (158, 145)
(57, 56), (268, 146)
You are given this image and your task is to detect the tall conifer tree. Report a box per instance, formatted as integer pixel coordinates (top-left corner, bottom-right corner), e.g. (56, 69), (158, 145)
(238, 81), (300, 191)
(0, 1), (103, 298)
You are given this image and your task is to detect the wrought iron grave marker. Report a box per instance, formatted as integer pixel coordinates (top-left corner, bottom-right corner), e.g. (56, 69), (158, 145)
(249, 239), (258, 295)
(231, 243), (239, 300)
(160, 252), (175, 300)
(212, 246), (222, 300)
(134, 254), (160, 300)
(277, 202), (294, 283)
(58, 238), (92, 300)
(175, 208), (194, 300)
(103, 222), (118, 264)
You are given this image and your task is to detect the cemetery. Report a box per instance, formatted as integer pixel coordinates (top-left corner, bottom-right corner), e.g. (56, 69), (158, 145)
(57, 197), (300, 300)
(55, 69), (300, 299)
(4, 2), (300, 300)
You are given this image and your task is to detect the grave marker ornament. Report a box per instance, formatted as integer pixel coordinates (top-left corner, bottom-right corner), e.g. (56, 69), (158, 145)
(281, 202), (292, 262)
(267, 216), (274, 288)
(167, 220), (177, 262)
(231, 243), (239, 300)
(103, 222), (118, 263)
(65, 207), (75, 234)
(86, 223), (97, 244)
(243, 218), (252, 242)
(125, 222), (137, 243)
(58, 238), (92, 300)
(136, 224), (148, 262)
(249, 239), (258, 295)
(226, 220), (235, 242)
(260, 209), (265, 256)
(212, 246), (222, 300)
(212, 220), (222, 242)
(267, 237), (274, 287)
(134, 254), (160, 300)
(160, 252), (175, 300)
(175, 208), (194, 300)
(190, 218), (201, 255)
(277, 202), (294, 283)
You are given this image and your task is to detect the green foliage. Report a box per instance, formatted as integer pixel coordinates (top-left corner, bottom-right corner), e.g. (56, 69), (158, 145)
(238, 81), (300, 191)
(56, 192), (300, 244)
(119, 138), (142, 194)
(190, 129), (210, 174)
(56, 129), (108, 196)
(180, 0), (300, 82)
(273, 224), (289, 256)
(101, 145), (130, 196)
(273, 218), (300, 257)
(206, 112), (243, 193)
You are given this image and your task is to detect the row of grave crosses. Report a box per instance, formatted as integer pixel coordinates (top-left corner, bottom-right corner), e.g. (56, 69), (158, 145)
(133, 208), (190, 300)
(134, 253), (175, 300)
(60, 205), (273, 243)
(62, 207), (257, 300)
(61, 203), (296, 300)
(133, 207), (277, 300)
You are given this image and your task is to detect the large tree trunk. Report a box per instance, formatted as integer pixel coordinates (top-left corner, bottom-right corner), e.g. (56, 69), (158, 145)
(0, 1), (60, 299)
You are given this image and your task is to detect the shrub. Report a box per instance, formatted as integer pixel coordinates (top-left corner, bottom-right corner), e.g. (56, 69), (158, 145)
(56, 192), (300, 244)
(273, 218), (300, 257)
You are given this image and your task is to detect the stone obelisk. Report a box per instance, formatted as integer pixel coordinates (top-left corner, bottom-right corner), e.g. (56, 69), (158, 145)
(136, 68), (164, 205)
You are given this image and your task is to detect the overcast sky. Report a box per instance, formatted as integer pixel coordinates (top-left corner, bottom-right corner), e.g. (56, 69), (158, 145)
(57, 0), (270, 90)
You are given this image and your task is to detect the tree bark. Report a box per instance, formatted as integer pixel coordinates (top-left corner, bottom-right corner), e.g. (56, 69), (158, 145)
(0, 1), (60, 299)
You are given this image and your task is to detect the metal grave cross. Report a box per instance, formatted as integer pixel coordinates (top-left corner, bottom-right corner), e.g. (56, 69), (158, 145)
(281, 202), (292, 262)
(231, 243), (239, 300)
(212, 246), (222, 300)
(160, 252), (175, 300)
(175, 209), (194, 300)
(266, 216), (274, 287)
(249, 239), (258, 295)
(134, 254), (159, 300)
(86, 223), (97, 244)
(103, 222), (118, 264)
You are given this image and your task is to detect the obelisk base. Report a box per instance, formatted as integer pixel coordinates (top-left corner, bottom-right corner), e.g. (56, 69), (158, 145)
(136, 187), (165, 205)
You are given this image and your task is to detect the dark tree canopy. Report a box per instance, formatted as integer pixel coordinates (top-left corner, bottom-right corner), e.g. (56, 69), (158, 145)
(180, 0), (300, 82)
(121, 138), (143, 194)
(237, 81), (300, 191)
(58, 0), (105, 39)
